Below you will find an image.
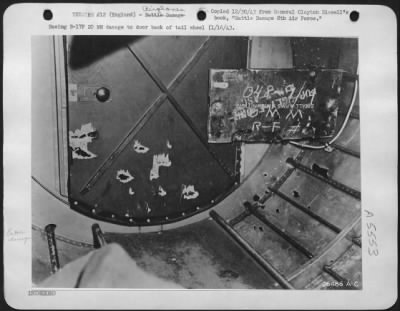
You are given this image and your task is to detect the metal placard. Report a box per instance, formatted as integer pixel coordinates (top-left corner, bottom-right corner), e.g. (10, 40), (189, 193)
(208, 69), (344, 143)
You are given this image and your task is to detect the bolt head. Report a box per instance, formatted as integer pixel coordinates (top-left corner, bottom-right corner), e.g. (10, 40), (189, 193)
(96, 87), (110, 102)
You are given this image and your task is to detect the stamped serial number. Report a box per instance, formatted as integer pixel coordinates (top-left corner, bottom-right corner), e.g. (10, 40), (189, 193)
(28, 290), (56, 296)
(365, 209), (379, 256)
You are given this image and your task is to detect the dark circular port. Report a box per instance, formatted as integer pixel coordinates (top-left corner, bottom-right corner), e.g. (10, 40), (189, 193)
(350, 11), (359, 22)
(96, 87), (111, 102)
(43, 9), (53, 21)
(197, 10), (206, 21)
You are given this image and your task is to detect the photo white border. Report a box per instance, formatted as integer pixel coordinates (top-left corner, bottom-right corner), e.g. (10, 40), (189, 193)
(3, 3), (398, 309)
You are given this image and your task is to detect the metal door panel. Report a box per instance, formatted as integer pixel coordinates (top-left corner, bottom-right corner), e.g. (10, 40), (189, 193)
(68, 40), (162, 192)
(129, 36), (209, 86)
(67, 36), (246, 226)
(71, 101), (234, 225)
(171, 37), (248, 174)
(172, 37), (248, 137)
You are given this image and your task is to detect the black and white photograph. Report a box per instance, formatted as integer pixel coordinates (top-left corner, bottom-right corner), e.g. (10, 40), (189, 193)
(2, 3), (397, 309)
(31, 35), (362, 289)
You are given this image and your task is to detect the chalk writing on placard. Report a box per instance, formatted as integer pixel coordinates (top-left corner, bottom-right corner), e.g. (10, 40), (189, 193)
(208, 69), (344, 143)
